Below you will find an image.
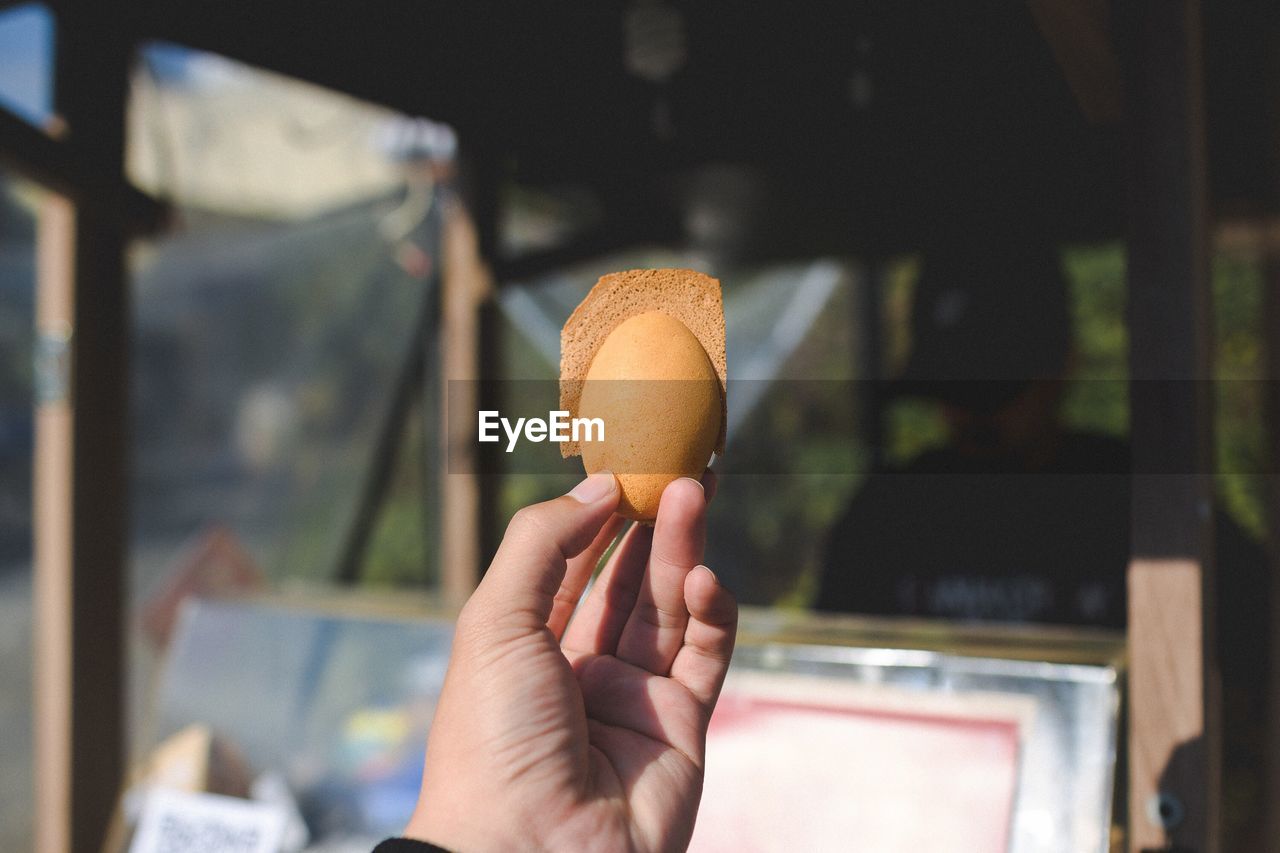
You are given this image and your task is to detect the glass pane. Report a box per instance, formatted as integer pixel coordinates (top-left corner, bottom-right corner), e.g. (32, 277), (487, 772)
(126, 40), (453, 755)
(0, 168), (40, 851)
(148, 598), (454, 843)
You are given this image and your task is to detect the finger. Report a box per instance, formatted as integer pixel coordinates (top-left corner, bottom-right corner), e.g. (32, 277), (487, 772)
(548, 513), (626, 639)
(465, 472), (618, 634)
(563, 472), (716, 657)
(669, 566), (738, 709)
(615, 477), (706, 675)
(562, 521), (652, 656)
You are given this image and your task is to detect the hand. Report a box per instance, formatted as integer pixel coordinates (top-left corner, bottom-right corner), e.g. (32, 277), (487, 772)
(405, 472), (737, 852)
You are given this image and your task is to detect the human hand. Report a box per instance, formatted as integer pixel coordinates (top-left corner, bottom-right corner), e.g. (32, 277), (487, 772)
(405, 471), (737, 852)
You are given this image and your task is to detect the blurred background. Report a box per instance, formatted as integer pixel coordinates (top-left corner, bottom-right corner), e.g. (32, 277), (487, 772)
(1, 1), (1277, 851)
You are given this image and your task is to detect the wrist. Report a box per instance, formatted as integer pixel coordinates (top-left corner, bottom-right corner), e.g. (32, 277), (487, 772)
(404, 805), (531, 853)
(374, 838), (453, 853)
(402, 812), (466, 853)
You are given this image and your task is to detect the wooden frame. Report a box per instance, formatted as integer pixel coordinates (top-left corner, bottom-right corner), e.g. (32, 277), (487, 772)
(32, 5), (133, 851)
(0, 105), (164, 234)
(439, 192), (492, 608)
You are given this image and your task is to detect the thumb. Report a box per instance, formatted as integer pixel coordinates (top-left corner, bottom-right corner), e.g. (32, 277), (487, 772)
(467, 472), (619, 631)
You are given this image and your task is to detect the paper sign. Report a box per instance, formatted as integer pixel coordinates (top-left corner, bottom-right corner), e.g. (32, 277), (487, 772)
(130, 788), (289, 853)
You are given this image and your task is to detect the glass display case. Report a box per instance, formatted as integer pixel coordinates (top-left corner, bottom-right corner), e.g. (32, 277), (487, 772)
(133, 597), (1121, 853)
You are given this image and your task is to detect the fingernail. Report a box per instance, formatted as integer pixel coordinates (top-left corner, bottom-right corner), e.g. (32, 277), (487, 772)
(677, 477), (705, 493)
(697, 565), (717, 583)
(569, 471), (617, 503)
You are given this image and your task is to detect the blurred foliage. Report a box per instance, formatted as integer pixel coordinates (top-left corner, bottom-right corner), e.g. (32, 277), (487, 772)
(1213, 253), (1267, 538)
(880, 256), (949, 465)
(886, 399), (947, 466)
(1060, 243), (1129, 436)
(1057, 242), (1265, 539)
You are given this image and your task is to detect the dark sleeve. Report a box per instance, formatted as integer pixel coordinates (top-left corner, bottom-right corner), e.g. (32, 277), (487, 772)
(373, 839), (452, 853)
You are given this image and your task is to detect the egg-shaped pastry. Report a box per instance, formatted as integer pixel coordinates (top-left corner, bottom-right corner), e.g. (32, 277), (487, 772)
(560, 269), (727, 522)
(578, 312), (721, 519)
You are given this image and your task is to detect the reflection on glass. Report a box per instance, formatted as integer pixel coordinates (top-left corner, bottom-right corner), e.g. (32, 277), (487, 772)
(125, 46), (457, 774)
(148, 599), (454, 844)
(128, 42), (454, 593)
(495, 248), (860, 604)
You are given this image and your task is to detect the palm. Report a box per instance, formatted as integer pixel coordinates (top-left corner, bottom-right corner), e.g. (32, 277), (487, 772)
(414, 477), (736, 853)
(524, 632), (717, 852)
(577, 655), (712, 849)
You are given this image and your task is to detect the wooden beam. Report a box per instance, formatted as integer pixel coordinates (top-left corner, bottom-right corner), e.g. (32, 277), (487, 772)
(1118, 1), (1219, 851)
(0, 104), (166, 234)
(33, 4), (132, 851)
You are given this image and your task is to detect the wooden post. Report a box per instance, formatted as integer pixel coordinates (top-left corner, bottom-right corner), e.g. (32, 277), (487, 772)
(1266, 253), (1280, 853)
(33, 192), (76, 853)
(439, 194), (492, 608)
(33, 4), (131, 851)
(1263, 14), (1280, 853)
(1118, 1), (1219, 850)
